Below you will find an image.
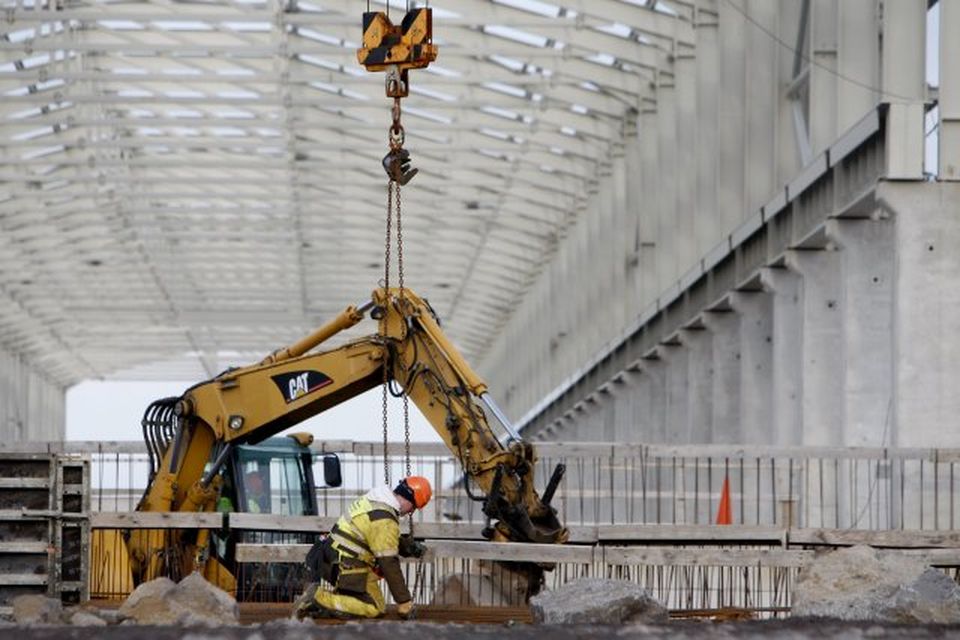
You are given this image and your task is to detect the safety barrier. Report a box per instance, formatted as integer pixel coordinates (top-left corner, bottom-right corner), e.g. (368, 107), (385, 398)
(3, 441), (959, 530)
(88, 511), (960, 615)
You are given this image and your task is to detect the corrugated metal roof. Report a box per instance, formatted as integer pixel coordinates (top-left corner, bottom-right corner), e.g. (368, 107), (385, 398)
(0, 0), (690, 384)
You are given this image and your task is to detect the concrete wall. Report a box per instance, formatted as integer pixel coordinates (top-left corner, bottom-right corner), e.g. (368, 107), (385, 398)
(0, 345), (65, 441)
(479, 1), (960, 450)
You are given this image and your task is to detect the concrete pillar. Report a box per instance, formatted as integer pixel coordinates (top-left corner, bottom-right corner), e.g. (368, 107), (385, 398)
(694, 6), (720, 257)
(717, 0), (747, 231)
(788, 249), (844, 447)
(655, 75), (680, 289)
(731, 291), (774, 444)
(744, 0), (779, 212)
(881, 0), (926, 179)
(809, 0), (839, 155)
(638, 109), (660, 305)
(827, 217), (895, 446)
(661, 343), (689, 445)
(837, 0), (880, 131)
(878, 182), (960, 447)
(612, 371), (642, 443)
(940, 0), (960, 179)
(703, 308), (741, 444)
(762, 267), (803, 446)
(636, 357), (667, 443)
(674, 53), (698, 271)
(683, 327), (713, 443)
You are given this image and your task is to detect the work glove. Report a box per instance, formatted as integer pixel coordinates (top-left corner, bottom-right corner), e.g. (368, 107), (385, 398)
(382, 148), (418, 185)
(396, 600), (414, 619)
(398, 534), (427, 559)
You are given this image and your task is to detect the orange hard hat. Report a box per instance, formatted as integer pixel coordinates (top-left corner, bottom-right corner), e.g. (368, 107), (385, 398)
(395, 475), (432, 509)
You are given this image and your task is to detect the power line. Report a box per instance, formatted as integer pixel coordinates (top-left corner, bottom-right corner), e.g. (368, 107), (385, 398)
(721, 0), (918, 103)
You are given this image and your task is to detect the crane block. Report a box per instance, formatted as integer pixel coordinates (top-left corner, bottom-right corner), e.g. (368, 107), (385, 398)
(357, 8), (437, 96)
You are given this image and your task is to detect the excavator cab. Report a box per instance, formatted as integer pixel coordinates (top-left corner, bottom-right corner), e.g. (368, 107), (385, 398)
(210, 435), (342, 601)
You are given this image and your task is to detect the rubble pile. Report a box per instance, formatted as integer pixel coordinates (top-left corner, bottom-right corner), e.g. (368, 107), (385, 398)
(119, 573), (239, 625)
(9, 572), (239, 627)
(793, 545), (960, 623)
(529, 578), (668, 624)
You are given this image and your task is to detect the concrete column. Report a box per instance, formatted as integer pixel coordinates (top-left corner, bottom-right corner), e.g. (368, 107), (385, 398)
(674, 53), (698, 271)
(881, 0), (926, 179)
(717, 0), (747, 231)
(660, 343), (689, 444)
(837, 0), (880, 131)
(655, 75), (680, 289)
(694, 6), (720, 257)
(682, 327), (713, 443)
(788, 249), (844, 447)
(638, 110), (660, 306)
(612, 370), (642, 443)
(809, 0), (839, 154)
(731, 291), (774, 444)
(940, 0), (960, 179)
(637, 357), (667, 443)
(827, 218), (895, 446)
(622, 120), (644, 315)
(879, 182), (960, 447)
(761, 266), (803, 446)
(703, 308), (741, 444)
(744, 0), (779, 212)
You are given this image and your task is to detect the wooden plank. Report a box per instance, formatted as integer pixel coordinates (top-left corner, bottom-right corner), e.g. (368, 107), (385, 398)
(236, 540), (594, 564)
(602, 547), (814, 568)
(789, 528), (960, 549)
(236, 543), (312, 563)
(0, 478), (49, 489)
(229, 513), (335, 532)
(0, 574), (49, 586)
(425, 540), (595, 564)
(0, 542), (49, 553)
(91, 512), (224, 529)
(596, 524), (786, 543)
(0, 510), (61, 520)
(900, 549), (960, 565)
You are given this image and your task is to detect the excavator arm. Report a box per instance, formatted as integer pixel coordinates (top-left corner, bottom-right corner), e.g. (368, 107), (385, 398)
(128, 287), (567, 585)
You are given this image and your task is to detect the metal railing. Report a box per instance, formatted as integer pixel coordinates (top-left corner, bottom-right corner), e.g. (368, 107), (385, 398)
(4, 441), (959, 530)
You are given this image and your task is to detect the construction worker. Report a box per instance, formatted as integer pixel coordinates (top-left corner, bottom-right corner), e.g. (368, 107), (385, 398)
(295, 476), (432, 620)
(243, 470), (268, 513)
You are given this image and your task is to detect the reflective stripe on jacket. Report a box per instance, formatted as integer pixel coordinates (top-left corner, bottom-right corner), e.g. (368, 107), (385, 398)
(329, 494), (400, 566)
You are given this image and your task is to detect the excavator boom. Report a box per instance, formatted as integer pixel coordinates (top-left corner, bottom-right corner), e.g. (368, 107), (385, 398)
(127, 287), (567, 587)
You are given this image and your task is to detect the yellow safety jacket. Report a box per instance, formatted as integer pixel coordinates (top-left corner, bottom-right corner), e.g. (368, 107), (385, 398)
(328, 492), (400, 567)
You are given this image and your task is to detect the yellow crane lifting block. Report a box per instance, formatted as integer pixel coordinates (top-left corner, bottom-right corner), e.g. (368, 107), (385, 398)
(357, 8), (437, 97)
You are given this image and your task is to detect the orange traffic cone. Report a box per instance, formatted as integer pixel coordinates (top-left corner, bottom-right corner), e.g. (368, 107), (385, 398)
(716, 476), (732, 525)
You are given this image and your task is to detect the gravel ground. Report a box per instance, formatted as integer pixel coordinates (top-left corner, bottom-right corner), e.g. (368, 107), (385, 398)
(3, 620), (960, 639)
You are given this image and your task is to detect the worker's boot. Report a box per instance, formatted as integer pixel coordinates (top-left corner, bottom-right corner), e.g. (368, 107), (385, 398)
(293, 584), (358, 621)
(292, 583), (320, 620)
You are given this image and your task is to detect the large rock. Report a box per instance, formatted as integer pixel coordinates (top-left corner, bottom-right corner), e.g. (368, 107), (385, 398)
(67, 610), (108, 627)
(529, 578), (667, 624)
(11, 595), (64, 625)
(793, 545), (960, 623)
(118, 573), (239, 626)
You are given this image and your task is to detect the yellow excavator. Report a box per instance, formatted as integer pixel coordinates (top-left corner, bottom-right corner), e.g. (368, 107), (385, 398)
(91, 287), (567, 600)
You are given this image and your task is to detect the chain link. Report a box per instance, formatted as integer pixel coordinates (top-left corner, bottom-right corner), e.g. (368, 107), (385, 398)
(381, 93), (424, 610)
(381, 179), (394, 488)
